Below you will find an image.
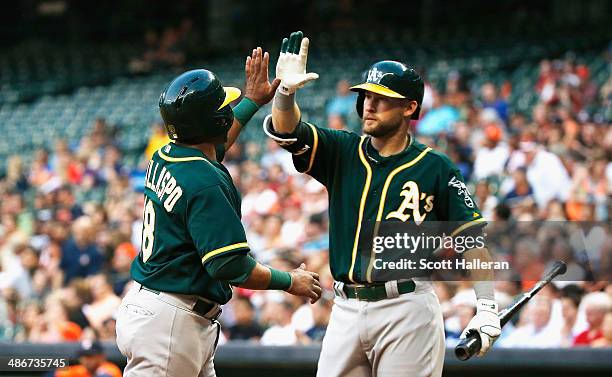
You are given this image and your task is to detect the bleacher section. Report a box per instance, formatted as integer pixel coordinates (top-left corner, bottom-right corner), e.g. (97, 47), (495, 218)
(0, 35), (609, 174)
(0, 41), (134, 105)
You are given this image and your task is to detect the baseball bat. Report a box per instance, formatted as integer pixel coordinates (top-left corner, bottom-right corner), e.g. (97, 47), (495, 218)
(454, 261), (567, 361)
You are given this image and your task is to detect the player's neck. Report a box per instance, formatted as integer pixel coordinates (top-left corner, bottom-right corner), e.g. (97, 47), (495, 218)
(371, 128), (411, 157)
(177, 142), (217, 161)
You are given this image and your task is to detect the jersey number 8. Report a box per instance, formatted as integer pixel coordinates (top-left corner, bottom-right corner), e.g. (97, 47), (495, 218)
(142, 197), (156, 262)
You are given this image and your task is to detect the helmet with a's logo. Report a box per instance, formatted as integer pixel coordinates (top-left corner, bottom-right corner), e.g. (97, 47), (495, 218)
(350, 60), (424, 120)
(159, 69), (241, 143)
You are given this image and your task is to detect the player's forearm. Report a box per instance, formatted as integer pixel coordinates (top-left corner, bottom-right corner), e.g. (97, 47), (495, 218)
(238, 262), (292, 291)
(271, 91), (300, 134)
(464, 247), (495, 300)
(224, 120), (243, 151)
(224, 97), (261, 150)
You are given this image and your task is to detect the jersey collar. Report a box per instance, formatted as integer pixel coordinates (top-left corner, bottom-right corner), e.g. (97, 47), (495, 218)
(158, 142), (211, 162)
(363, 134), (416, 164)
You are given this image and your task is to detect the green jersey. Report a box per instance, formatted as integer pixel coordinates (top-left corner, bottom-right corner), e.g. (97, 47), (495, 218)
(265, 118), (485, 284)
(130, 142), (249, 304)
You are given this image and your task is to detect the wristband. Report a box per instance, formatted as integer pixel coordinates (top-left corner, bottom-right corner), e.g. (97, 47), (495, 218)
(233, 97), (260, 127)
(273, 90), (295, 111)
(268, 268), (292, 290)
(474, 281), (495, 301)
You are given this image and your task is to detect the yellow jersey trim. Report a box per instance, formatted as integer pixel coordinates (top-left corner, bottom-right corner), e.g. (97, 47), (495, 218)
(158, 150), (211, 164)
(202, 242), (249, 263)
(348, 136), (372, 283)
(450, 218), (486, 237)
(365, 146), (431, 282)
(303, 123), (319, 174)
(375, 147), (432, 221)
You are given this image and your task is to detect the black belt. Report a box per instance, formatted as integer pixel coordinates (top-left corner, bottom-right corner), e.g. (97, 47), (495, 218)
(140, 285), (222, 321)
(342, 280), (416, 301)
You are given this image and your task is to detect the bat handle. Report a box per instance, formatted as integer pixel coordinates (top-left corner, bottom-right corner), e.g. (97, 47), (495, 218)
(454, 330), (481, 361)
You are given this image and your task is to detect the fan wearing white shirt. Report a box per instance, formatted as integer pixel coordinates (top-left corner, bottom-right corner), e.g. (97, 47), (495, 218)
(260, 299), (298, 346)
(498, 296), (562, 348)
(473, 125), (509, 180)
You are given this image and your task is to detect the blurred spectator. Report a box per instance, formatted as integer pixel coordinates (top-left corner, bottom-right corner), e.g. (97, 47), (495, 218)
(260, 298), (298, 346)
(52, 339), (122, 377)
(30, 293), (82, 343)
(260, 140), (295, 174)
(226, 296), (263, 341)
(573, 292), (611, 346)
(474, 181), (498, 220)
(326, 79), (357, 120)
(81, 275), (121, 333)
(416, 90), (460, 136)
(144, 123), (170, 159)
(302, 213), (329, 256)
(480, 82), (509, 124)
(520, 142), (571, 209)
(560, 291), (582, 347)
(327, 114), (348, 130)
(473, 125), (509, 180)
(591, 311), (612, 348)
(60, 217), (103, 284)
(5, 155), (29, 193)
(304, 297), (332, 343)
(499, 297), (562, 347)
(503, 167), (534, 208)
(513, 239), (545, 291)
(61, 282), (90, 331)
(110, 243), (137, 296)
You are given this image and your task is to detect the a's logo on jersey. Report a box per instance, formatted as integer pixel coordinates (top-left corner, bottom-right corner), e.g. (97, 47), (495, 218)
(448, 176), (475, 208)
(164, 145), (171, 153)
(294, 144), (311, 156)
(386, 181), (435, 225)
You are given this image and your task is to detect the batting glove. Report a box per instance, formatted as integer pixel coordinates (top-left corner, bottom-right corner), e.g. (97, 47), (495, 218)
(460, 299), (501, 357)
(276, 31), (319, 95)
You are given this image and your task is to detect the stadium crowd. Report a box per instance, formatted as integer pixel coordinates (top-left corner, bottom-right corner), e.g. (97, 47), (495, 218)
(0, 51), (610, 353)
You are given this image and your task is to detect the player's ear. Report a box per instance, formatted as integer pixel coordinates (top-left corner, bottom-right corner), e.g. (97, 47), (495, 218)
(403, 100), (418, 118)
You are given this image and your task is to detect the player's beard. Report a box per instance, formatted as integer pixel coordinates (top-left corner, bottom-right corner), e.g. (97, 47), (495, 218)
(362, 115), (403, 138)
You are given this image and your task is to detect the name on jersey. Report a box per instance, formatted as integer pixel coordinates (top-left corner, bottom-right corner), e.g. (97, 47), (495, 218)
(386, 181), (435, 225)
(144, 160), (183, 212)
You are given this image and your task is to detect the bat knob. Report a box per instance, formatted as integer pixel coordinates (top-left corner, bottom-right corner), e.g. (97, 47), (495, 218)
(554, 260), (567, 275)
(455, 330), (482, 361)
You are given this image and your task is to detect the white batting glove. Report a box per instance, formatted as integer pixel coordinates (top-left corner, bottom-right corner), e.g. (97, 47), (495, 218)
(276, 31), (319, 95)
(460, 299), (501, 357)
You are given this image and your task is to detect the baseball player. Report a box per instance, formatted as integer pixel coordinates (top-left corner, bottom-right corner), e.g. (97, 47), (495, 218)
(264, 31), (501, 377)
(115, 47), (322, 377)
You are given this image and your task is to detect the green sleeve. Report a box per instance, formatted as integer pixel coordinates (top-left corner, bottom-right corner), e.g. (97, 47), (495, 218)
(205, 253), (257, 285)
(437, 164), (486, 236)
(263, 116), (356, 186)
(186, 185), (250, 264)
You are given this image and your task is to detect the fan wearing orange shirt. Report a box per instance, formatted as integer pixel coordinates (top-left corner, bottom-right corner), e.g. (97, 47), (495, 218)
(54, 340), (121, 377)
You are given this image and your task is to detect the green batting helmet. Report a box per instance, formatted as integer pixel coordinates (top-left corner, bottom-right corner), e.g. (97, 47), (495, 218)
(159, 69), (241, 144)
(350, 60), (424, 120)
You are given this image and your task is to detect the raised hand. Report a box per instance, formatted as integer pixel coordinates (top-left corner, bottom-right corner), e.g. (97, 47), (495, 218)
(276, 31), (319, 95)
(245, 47), (281, 107)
